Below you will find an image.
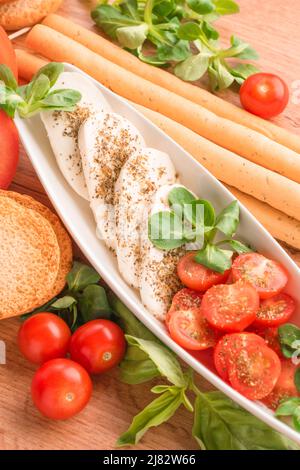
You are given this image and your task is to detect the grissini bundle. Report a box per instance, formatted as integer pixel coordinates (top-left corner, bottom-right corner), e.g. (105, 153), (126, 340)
(133, 104), (300, 221)
(42, 13), (300, 154)
(16, 47), (300, 221)
(226, 186), (300, 251)
(25, 25), (300, 185)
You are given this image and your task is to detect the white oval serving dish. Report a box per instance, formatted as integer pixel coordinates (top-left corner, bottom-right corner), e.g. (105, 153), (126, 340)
(15, 63), (300, 445)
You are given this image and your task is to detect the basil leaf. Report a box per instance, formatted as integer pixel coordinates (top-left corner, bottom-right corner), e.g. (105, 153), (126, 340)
(26, 74), (50, 104)
(137, 49), (167, 66)
(31, 62), (64, 88)
(117, 388), (183, 446)
(295, 368), (300, 393)
(92, 4), (141, 38)
(215, 200), (239, 237)
(79, 284), (111, 322)
(230, 63), (260, 84)
(120, 0), (141, 20)
(148, 210), (187, 250)
(276, 398), (300, 416)
(168, 186), (196, 207)
(293, 407), (300, 432)
(0, 85), (24, 117)
(195, 244), (232, 273)
(126, 335), (186, 387)
(189, 199), (215, 230)
(202, 20), (219, 40)
(193, 391), (299, 450)
(177, 22), (202, 40)
(51, 296), (77, 309)
(116, 23), (148, 49)
(278, 323), (300, 358)
(40, 89), (81, 109)
(153, 0), (176, 18)
(211, 59), (235, 90)
(0, 64), (18, 90)
(187, 0), (215, 15)
(214, 0), (239, 15)
(157, 40), (191, 61)
(224, 239), (252, 254)
(108, 292), (159, 342)
(174, 52), (211, 81)
(67, 261), (101, 292)
(120, 354), (160, 384)
(229, 36), (259, 60)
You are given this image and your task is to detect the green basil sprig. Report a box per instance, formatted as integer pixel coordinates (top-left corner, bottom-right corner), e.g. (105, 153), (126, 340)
(278, 323), (300, 359)
(148, 186), (252, 273)
(0, 63), (81, 118)
(276, 398), (300, 433)
(22, 262), (111, 330)
(111, 294), (298, 449)
(91, 0), (259, 91)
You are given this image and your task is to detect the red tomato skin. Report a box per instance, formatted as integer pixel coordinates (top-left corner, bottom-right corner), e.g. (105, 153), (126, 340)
(240, 73), (289, 119)
(253, 293), (296, 328)
(232, 253), (288, 299)
(0, 110), (19, 189)
(248, 326), (283, 358)
(214, 332), (265, 382)
(200, 282), (259, 332)
(18, 313), (71, 365)
(166, 288), (203, 326)
(177, 252), (230, 292)
(31, 358), (92, 420)
(263, 360), (300, 410)
(168, 308), (218, 351)
(229, 344), (281, 400)
(69, 319), (126, 375)
(0, 27), (18, 78)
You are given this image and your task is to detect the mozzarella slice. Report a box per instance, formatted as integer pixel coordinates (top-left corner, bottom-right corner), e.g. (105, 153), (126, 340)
(114, 148), (176, 289)
(41, 72), (111, 199)
(140, 184), (185, 321)
(78, 112), (145, 250)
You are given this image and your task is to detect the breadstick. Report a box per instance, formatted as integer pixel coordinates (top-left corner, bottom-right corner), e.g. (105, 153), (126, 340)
(25, 25), (300, 184)
(42, 13), (300, 153)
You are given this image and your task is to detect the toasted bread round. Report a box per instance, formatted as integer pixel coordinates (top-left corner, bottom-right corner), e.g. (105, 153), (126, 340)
(0, 196), (61, 318)
(0, 0), (62, 30)
(0, 190), (73, 298)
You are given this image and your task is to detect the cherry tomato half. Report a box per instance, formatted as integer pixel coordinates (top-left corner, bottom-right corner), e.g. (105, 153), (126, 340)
(254, 293), (296, 328)
(69, 319), (126, 375)
(232, 253), (288, 299)
(166, 288), (203, 326)
(228, 343), (281, 400)
(31, 358), (92, 420)
(168, 308), (218, 351)
(263, 360), (300, 410)
(200, 281), (259, 332)
(214, 332), (265, 382)
(240, 73), (289, 119)
(18, 313), (71, 365)
(177, 252), (230, 292)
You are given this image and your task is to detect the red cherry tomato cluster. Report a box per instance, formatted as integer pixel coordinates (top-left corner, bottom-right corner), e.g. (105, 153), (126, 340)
(167, 251), (298, 404)
(18, 315), (126, 420)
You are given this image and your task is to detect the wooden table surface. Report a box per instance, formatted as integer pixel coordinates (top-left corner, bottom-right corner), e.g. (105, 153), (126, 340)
(0, 0), (300, 451)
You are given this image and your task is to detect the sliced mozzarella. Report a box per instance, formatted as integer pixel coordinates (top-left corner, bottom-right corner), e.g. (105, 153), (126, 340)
(114, 148), (176, 289)
(41, 72), (111, 199)
(140, 184), (185, 321)
(78, 112), (145, 250)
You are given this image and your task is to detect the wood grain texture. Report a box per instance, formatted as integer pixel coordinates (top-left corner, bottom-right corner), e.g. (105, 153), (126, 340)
(0, 0), (299, 450)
